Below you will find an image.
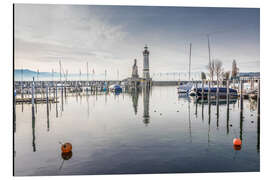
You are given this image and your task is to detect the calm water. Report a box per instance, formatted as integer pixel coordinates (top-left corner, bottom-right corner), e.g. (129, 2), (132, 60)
(14, 86), (260, 176)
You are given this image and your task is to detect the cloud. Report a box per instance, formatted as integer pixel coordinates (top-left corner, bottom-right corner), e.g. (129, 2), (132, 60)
(15, 4), (128, 72)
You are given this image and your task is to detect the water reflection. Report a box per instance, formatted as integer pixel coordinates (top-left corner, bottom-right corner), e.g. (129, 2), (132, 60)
(201, 103), (204, 122)
(59, 151), (73, 170)
(131, 89), (139, 115)
(208, 101), (211, 146)
(56, 96), (58, 118)
(226, 102), (230, 135)
(240, 104), (244, 141)
(14, 86), (260, 175)
(32, 106), (36, 152)
(142, 86), (150, 126)
(188, 99), (192, 143)
(47, 99), (50, 132)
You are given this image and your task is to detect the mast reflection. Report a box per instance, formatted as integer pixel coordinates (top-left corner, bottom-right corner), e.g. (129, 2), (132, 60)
(188, 98), (192, 143)
(226, 102), (230, 135)
(47, 100), (50, 132)
(32, 106), (36, 152)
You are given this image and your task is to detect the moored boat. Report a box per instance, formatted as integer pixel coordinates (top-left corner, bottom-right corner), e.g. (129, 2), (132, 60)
(109, 84), (122, 92)
(177, 82), (193, 94)
(193, 87), (238, 99)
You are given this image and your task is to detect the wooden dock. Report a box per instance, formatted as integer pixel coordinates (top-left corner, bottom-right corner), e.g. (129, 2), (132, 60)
(15, 97), (58, 104)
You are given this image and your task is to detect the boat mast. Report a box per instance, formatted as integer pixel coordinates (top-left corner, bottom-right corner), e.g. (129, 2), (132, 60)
(189, 43), (192, 81)
(207, 34), (211, 66)
(87, 62), (89, 82)
(207, 34), (212, 83)
(59, 60), (62, 86)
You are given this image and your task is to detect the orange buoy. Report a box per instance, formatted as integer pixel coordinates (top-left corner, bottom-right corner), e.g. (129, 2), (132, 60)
(61, 151), (73, 160)
(233, 145), (242, 151)
(61, 143), (72, 153)
(233, 138), (242, 146)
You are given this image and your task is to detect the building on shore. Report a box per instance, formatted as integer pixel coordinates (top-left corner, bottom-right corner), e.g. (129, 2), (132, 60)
(122, 45), (152, 88)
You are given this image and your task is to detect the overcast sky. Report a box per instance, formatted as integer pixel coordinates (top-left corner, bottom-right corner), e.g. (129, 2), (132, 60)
(14, 4), (259, 80)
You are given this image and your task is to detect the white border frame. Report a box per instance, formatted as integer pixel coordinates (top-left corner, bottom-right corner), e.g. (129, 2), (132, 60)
(1, 0), (268, 180)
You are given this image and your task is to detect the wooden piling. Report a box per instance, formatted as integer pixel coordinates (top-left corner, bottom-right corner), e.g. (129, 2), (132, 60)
(216, 80), (220, 128)
(216, 80), (219, 101)
(208, 80), (211, 103)
(257, 79), (260, 117)
(46, 85), (49, 104)
(202, 80), (204, 100)
(226, 80), (229, 104)
(226, 80), (230, 134)
(238, 80), (240, 93)
(31, 77), (35, 106)
(240, 80), (243, 112)
(55, 84), (58, 101)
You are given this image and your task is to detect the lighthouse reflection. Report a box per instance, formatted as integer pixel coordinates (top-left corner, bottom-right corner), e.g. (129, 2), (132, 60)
(142, 85), (150, 126)
(128, 85), (150, 126)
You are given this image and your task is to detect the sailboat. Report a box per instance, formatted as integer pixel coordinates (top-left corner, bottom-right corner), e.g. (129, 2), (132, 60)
(178, 43), (193, 94)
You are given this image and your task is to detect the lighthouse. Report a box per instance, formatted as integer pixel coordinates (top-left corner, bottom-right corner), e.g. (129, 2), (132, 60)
(143, 45), (150, 80)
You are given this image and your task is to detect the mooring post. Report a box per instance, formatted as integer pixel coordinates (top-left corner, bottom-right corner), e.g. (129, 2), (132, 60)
(226, 80), (229, 104)
(21, 84), (23, 99)
(257, 79), (260, 117)
(46, 85), (49, 104)
(55, 83), (58, 103)
(240, 80), (243, 112)
(14, 88), (16, 119)
(251, 78), (253, 90)
(53, 86), (55, 102)
(216, 80), (220, 128)
(257, 79), (260, 152)
(238, 80), (240, 94)
(216, 80), (219, 102)
(202, 80), (205, 100)
(208, 80), (211, 103)
(31, 77), (35, 106)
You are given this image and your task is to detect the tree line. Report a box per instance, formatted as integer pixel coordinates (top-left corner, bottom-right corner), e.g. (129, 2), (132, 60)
(201, 59), (239, 82)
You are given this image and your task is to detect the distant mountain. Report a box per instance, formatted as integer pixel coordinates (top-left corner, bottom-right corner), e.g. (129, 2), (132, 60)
(14, 69), (104, 81)
(14, 69), (59, 81)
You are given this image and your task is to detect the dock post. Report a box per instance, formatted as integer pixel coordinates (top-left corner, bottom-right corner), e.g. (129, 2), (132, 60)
(55, 83), (58, 103)
(202, 80), (205, 100)
(14, 89), (16, 133)
(226, 80), (229, 104)
(257, 79), (260, 117)
(240, 80), (243, 113)
(46, 85), (48, 104)
(216, 80), (220, 128)
(257, 79), (260, 152)
(226, 80), (230, 134)
(238, 80), (240, 94)
(216, 80), (220, 102)
(251, 78), (254, 90)
(31, 77), (35, 106)
(208, 80), (211, 103)
(21, 85), (24, 99)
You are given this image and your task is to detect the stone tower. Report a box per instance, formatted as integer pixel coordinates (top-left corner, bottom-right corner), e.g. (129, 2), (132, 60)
(132, 59), (139, 78)
(143, 45), (150, 80)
